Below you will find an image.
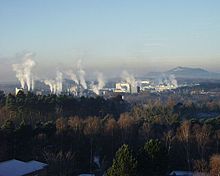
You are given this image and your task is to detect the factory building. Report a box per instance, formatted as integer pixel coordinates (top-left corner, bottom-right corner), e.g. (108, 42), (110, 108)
(15, 87), (28, 95)
(155, 84), (177, 92)
(114, 83), (138, 94)
(140, 80), (152, 91)
(115, 83), (130, 93)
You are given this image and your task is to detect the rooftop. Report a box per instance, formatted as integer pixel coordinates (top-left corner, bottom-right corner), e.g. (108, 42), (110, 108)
(0, 159), (48, 176)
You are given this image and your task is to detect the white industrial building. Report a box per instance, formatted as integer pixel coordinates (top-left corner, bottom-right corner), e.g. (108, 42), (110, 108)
(114, 82), (138, 93)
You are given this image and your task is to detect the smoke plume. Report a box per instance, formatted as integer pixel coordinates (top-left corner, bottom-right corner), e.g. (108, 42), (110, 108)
(44, 71), (63, 94)
(66, 70), (79, 85)
(169, 74), (178, 87)
(77, 60), (87, 89)
(156, 74), (178, 88)
(121, 70), (136, 86)
(44, 79), (55, 93)
(56, 71), (63, 94)
(12, 53), (36, 91)
(91, 72), (105, 95)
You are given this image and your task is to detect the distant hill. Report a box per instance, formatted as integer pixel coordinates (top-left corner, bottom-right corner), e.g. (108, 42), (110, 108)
(166, 66), (210, 78)
(147, 66), (220, 79)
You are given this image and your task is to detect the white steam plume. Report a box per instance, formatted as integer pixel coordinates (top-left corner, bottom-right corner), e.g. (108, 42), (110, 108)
(169, 74), (178, 87)
(12, 53), (36, 91)
(31, 77), (35, 91)
(23, 58), (35, 91)
(156, 74), (178, 88)
(56, 71), (63, 94)
(44, 71), (63, 94)
(121, 70), (136, 86)
(91, 72), (105, 95)
(66, 70), (79, 84)
(77, 60), (87, 89)
(97, 72), (105, 90)
(13, 64), (25, 89)
(44, 80), (55, 93)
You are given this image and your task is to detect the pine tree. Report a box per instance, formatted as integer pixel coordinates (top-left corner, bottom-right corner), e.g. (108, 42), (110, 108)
(107, 144), (137, 176)
(137, 139), (168, 176)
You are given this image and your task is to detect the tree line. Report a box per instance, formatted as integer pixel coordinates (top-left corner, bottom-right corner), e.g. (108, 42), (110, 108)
(0, 90), (220, 175)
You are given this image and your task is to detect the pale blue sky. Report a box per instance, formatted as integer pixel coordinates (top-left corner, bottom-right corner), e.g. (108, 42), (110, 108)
(0, 0), (220, 81)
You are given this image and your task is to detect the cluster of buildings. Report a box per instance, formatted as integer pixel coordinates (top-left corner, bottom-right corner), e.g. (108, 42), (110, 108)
(113, 79), (178, 94)
(14, 78), (179, 96)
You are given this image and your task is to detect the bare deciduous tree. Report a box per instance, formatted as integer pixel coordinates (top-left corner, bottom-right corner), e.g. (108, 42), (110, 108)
(193, 159), (208, 173)
(210, 154), (220, 176)
(105, 118), (118, 136)
(56, 117), (67, 133)
(105, 117), (118, 156)
(139, 122), (151, 141)
(177, 120), (191, 170)
(44, 150), (75, 176)
(83, 116), (101, 172)
(68, 116), (83, 133)
(214, 130), (220, 153)
(163, 130), (175, 155)
(118, 113), (135, 143)
(194, 124), (211, 159)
